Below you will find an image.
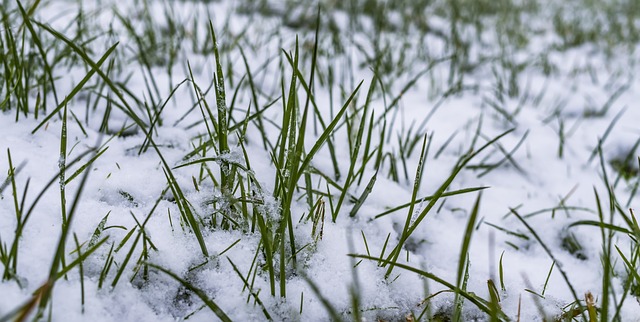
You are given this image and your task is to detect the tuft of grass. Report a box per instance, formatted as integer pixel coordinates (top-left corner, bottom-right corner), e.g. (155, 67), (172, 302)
(560, 230), (587, 261)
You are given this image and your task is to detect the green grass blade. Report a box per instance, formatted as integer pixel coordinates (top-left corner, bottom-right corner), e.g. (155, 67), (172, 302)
(297, 81), (363, 187)
(227, 258), (272, 321)
(510, 209), (583, 314)
(36, 140), (99, 317)
(349, 170), (377, 218)
(147, 263), (232, 322)
(302, 273), (344, 322)
(31, 20), (147, 131)
(350, 254), (505, 318)
(162, 168), (208, 257)
(385, 129), (513, 276)
(453, 193), (482, 321)
(32, 44), (118, 133)
(373, 186), (489, 219)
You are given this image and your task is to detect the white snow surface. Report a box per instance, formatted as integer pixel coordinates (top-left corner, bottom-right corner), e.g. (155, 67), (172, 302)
(1, 1), (640, 321)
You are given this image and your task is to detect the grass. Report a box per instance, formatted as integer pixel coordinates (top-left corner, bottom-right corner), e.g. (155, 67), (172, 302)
(1, 0), (640, 321)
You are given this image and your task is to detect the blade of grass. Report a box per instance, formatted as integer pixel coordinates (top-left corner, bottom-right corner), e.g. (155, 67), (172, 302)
(454, 192), (482, 321)
(147, 263), (231, 322)
(385, 129), (513, 277)
(36, 139), (100, 318)
(350, 254), (506, 318)
(374, 186), (488, 219)
(510, 209), (583, 315)
(226, 257), (272, 321)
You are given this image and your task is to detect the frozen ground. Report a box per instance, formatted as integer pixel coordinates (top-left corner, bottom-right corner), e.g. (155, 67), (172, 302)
(1, 1), (640, 321)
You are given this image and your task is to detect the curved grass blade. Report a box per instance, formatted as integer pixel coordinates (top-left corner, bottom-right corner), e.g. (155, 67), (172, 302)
(302, 273), (344, 322)
(36, 141), (100, 318)
(147, 263), (231, 322)
(31, 20), (147, 131)
(454, 192), (482, 321)
(227, 258), (272, 321)
(385, 129), (514, 276)
(373, 187), (489, 219)
(32, 43), (118, 134)
(350, 254), (506, 319)
(511, 209), (583, 317)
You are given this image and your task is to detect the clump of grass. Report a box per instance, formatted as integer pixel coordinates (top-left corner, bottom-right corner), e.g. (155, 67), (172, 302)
(610, 155), (639, 182)
(560, 230), (588, 261)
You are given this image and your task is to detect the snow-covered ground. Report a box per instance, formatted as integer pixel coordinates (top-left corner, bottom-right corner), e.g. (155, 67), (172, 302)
(1, 1), (640, 321)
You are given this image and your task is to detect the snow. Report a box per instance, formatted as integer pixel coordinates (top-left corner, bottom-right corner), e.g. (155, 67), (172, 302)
(1, 0), (640, 321)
